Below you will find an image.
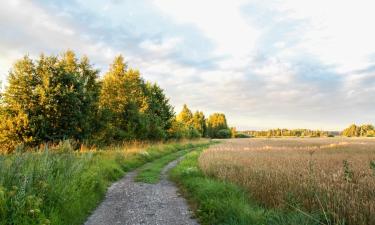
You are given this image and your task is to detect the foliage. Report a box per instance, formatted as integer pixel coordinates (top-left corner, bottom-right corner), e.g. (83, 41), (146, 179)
(206, 113), (230, 138)
(342, 124), (375, 137)
(0, 52), (100, 151)
(230, 127), (237, 138)
(192, 111), (207, 136)
(97, 56), (174, 143)
(176, 104), (193, 125)
(143, 82), (175, 140)
(0, 50), (232, 152)
(234, 133), (251, 138)
(245, 128), (329, 137)
(175, 105), (203, 139)
(216, 129), (231, 138)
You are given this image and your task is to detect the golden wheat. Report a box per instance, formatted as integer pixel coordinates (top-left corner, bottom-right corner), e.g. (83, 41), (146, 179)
(199, 138), (375, 225)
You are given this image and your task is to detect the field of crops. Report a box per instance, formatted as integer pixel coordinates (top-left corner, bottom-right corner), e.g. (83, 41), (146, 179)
(199, 138), (375, 225)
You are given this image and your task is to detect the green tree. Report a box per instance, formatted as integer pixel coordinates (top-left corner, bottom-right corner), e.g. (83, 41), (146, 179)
(176, 104), (193, 125)
(192, 111), (206, 137)
(175, 105), (200, 139)
(143, 82), (175, 139)
(98, 55), (146, 141)
(0, 51), (100, 151)
(342, 124), (359, 137)
(0, 56), (36, 149)
(206, 113), (230, 138)
(98, 55), (175, 142)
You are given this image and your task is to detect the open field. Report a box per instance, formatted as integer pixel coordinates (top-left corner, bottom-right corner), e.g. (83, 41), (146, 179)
(199, 138), (375, 225)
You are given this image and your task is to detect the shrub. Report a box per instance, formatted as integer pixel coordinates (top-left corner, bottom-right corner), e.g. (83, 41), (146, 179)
(216, 129), (231, 139)
(235, 133), (250, 138)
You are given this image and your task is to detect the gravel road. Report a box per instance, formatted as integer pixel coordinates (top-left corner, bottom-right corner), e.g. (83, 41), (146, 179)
(84, 158), (199, 225)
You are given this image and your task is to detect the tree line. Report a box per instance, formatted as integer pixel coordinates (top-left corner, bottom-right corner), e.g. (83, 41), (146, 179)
(244, 124), (375, 138)
(0, 51), (231, 152)
(341, 124), (375, 137)
(244, 129), (330, 137)
(174, 104), (232, 139)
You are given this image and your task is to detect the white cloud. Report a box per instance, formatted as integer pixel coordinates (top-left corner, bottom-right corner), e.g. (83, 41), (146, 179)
(276, 0), (375, 73)
(153, 0), (260, 61)
(139, 37), (182, 55)
(1, 0), (374, 130)
(0, 0), (119, 80)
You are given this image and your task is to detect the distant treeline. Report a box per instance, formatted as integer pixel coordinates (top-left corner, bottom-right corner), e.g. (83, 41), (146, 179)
(0, 51), (231, 152)
(341, 124), (375, 137)
(243, 129), (330, 137)
(243, 124), (375, 138)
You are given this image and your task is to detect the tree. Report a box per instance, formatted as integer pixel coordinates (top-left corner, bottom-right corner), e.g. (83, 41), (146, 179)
(98, 55), (175, 142)
(206, 113), (230, 138)
(98, 55), (147, 141)
(176, 104), (193, 125)
(342, 124), (375, 137)
(0, 51), (100, 151)
(143, 82), (174, 140)
(192, 111), (206, 137)
(0, 56), (37, 149)
(0, 50), (229, 150)
(342, 124), (359, 137)
(230, 127), (237, 138)
(175, 105), (201, 139)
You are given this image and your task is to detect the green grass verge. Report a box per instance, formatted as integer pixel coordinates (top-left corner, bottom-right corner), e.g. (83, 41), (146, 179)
(170, 147), (325, 225)
(135, 149), (190, 183)
(135, 142), (211, 183)
(0, 141), (208, 225)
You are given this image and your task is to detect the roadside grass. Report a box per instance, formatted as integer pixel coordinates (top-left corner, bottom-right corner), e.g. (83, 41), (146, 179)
(135, 142), (212, 183)
(135, 149), (189, 183)
(0, 140), (208, 225)
(170, 147), (325, 225)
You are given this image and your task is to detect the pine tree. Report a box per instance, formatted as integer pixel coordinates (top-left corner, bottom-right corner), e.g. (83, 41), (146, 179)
(144, 82), (174, 139)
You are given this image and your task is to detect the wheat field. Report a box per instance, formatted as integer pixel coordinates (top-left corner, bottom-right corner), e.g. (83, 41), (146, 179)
(199, 138), (375, 225)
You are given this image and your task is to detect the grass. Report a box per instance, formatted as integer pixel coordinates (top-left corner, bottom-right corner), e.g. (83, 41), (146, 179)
(0, 139), (208, 225)
(135, 142), (212, 183)
(136, 149), (189, 183)
(170, 145), (323, 225)
(199, 138), (375, 225)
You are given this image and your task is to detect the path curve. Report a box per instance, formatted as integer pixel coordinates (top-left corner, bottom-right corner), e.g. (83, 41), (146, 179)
(84, 157), (198, 225)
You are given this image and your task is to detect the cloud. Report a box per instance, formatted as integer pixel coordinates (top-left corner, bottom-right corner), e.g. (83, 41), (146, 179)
(1, 0), (374, 130)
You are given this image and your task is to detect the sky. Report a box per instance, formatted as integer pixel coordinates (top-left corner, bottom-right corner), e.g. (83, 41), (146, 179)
(1, 0), (374, 130)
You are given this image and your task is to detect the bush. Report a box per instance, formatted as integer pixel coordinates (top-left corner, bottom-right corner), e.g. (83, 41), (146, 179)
(235, 133), (250, 138)
(216, 129), (231, 139)
(188, 127), (201, 139)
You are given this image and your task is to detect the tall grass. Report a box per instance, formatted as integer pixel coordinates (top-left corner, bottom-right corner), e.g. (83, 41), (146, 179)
(0, 139), (207, 225)
(199, 138), (375, 225)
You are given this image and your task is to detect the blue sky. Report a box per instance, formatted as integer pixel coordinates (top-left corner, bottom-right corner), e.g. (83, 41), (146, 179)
(1, 0), (374, 130)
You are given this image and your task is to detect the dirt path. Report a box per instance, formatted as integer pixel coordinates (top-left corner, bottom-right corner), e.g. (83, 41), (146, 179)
(84, 158), (199, 225)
